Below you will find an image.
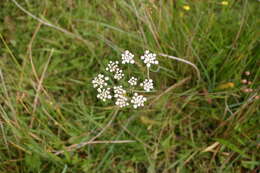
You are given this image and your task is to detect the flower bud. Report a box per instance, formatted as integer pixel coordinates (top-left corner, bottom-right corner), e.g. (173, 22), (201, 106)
(245, 71), (250, 76)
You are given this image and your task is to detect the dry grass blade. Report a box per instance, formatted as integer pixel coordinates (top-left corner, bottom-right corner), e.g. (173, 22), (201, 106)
(202, 142), (220, 152)
(158, 53), (201, 81)
(30, 49), (54, 127)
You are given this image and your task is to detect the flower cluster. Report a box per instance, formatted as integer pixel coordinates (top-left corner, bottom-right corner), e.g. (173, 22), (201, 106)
(114, 68), (124, 80)
(96, 88), (112, 101)
(115, 95), (129, 108)
(131, 93), (147, 108)
(113, 86), (126, 98)
(122, 50), (135, 64)
(92, 50), (159, 108)
(92, 74), (109, 89)
(128, 77), (137, 86)
(105, 61), (124, 80)
(140, 79), (154, 92)
(106, 61), (119, 72)
(141, 50), (159, 67)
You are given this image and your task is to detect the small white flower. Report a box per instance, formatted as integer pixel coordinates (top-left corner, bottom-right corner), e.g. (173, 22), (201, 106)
(141, 50), (159, 67)
(131, 93), (147, 109)
(97, 88), (112, 101)
(106, 61), (119, 72)
(121, 50), (135, 64)
(115, 95), (129, 108)
(140, 79), (154, 92)
(128, 77), (138, 86)
(113, 85), (126, 98)
(113, 86), (129, 107)
(92, 74), (109, 88)
(114, 68), (124, 80)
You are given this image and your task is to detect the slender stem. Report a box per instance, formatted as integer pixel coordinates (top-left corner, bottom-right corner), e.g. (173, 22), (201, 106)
(147, 66), (150, 79)
(158, 53), (201, 81)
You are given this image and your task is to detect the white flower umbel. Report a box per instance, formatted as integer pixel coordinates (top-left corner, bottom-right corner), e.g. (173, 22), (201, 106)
(92, 74), (109, 89)
(114, 68), (124, 80)
(121, 50), (135, 64)
(97, 88), (112, 101)
(128, 77), (138, 86)
(131, 93), (147, 109)
(115, 95), (129, 108)
(141, 50), (159, 67)
(140, 79), (154, 92)
(113, 85), (126, 98)
(92, 50), (159, 108)
(106, 61), (119, 72)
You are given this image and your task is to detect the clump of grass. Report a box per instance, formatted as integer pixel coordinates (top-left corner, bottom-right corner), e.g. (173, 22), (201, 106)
(0, 0), (259, 172)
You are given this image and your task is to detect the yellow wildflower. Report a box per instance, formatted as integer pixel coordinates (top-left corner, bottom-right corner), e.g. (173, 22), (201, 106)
(183, 5), (190, 11)
(217, 82), (235, 89)
(221, 1), (229, 6)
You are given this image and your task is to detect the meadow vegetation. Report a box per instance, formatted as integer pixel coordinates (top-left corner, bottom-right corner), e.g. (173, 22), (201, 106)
(0, 0), (259, 172)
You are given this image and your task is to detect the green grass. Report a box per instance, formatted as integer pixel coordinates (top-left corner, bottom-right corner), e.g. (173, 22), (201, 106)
(0, 0), (260, 172)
